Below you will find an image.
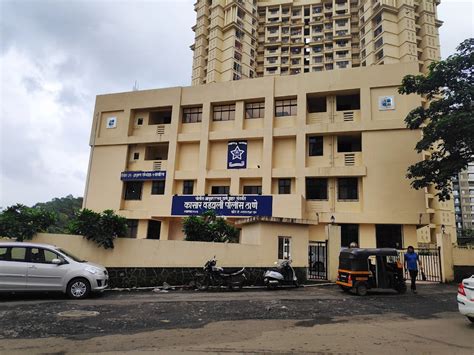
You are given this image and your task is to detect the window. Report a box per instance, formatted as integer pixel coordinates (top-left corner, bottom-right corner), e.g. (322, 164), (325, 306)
(374, 25), (382, 37)
(29, 248), (59, 264)
(9, 247), (26, 262)
(245, 102), (265, 119)
(124, 181), (143, 200)
(183, 106), (202, 123)
(278, 178), (291, 194)
(309, 136), (324, 156)
(336, 94), (360, 111)
(213, 104), (236, 121)
(338, 178), (358, 200)
(183, 180), (194, 195)
(151, 180), (165, 195)
(337, 134), (361, 152)
(145, 144), (169, 160)
(375, 49), (384, 61)
(147, 220), (161, 240)
(149, 108), (172, 124)
(306, 178), (328, 200)
(234, 62), (242, 73)
(136, 117), (143, 125)
(275, 98), (297, 117)
(125, 219), (138, 238)
(376, 224), (402, 249)
(374, 37), (383, 50)
(133, 152), (140, 160)
(278, 236), (291, 260)
(243, 185), (262, 195)
(211, 186), (230, 195)
(341, 224), (359, 247)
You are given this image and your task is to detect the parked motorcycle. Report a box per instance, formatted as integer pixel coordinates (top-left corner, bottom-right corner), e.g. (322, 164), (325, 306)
(194, 257), (247, 291)
(263, 259), (299, 289)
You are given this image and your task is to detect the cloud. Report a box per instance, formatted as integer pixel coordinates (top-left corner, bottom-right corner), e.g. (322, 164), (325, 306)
(438, 0), (474, 58)
(0, 0), (196, 206)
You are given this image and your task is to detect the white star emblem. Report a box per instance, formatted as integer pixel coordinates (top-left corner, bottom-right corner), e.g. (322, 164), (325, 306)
(230, 145), (244, 160)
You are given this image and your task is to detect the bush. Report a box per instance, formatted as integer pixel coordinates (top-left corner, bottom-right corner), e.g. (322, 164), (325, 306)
(0, 204), (56, 241)
(183, 210), (239, 243)
(69, 209), (127, 249)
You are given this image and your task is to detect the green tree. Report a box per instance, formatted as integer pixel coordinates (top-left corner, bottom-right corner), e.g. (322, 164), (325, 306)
(33, 195), (83, 233)
(183, 210), (239, 243)
(398, 38), (474, 201)
(69, 209), (128, 249)
(0, 204), (56, 241)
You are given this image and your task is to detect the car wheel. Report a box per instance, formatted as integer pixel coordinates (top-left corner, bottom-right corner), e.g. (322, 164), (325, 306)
(67, 278), (91, 299)
(468, 316), (474, 323)
(356, 283), (368, 296)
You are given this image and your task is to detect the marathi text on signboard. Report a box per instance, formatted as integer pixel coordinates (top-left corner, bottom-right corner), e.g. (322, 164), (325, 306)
(171, 195), (272, 217)
(120, 171), (166, 181)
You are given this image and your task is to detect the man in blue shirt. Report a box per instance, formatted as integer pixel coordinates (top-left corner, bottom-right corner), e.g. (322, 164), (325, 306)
(404, 246), (423, 293)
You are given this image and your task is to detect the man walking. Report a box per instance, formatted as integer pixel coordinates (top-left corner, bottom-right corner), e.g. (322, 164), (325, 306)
(404, 246), (422, 293)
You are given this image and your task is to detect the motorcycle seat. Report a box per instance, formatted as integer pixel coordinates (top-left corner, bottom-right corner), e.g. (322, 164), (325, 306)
(220, 268), (245, 276)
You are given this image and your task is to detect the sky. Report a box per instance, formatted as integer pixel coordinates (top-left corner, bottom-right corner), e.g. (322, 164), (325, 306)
(0, 0), (473, 208)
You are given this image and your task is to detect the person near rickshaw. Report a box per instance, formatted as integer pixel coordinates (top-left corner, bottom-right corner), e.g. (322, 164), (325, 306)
(404, 246), (423, 294)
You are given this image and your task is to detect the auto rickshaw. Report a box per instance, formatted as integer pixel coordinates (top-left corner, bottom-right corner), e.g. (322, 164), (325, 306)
(336, 248), (407, 296)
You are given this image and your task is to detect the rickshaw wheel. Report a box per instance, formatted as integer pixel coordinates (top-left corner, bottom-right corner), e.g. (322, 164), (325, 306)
(355, 283), (368, 296)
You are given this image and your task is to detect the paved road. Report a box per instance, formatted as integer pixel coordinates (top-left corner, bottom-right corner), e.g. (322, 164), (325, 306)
(0, 284), (472, 354)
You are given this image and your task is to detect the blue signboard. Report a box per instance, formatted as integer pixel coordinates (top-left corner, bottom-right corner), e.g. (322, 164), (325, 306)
(171, 195), (272, 217)
(227, 141), (247, 169)
(121, 171), (166, 181)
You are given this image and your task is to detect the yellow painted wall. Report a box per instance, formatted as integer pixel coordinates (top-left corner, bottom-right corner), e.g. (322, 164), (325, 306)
(273, 137), (296, 169)
(177, 142), (200, 171)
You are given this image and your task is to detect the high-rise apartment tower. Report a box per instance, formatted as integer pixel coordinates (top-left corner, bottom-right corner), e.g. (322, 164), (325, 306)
(191, 0), (442, 85)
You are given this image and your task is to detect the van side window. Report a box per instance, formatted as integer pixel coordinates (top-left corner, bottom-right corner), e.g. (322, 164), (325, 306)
(10, 247), (27, 262)
(44, 250), (59, 263)
(0, 247), (8, 260)
(29, 248), (59, 264)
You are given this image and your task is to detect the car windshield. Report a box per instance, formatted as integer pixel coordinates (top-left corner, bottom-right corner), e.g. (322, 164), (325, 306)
(56, 248), (87, 262)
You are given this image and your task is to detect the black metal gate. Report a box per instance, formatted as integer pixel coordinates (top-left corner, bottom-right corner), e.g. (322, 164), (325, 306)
(308, 241), (327, 280)
(398, 247), (442, 283)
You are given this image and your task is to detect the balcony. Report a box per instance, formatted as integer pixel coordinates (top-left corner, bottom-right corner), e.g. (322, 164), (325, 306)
(127, 159), (168, 172)
(333, 109), (361, 123)
(132, 123), (170, 139)
(334, 152), (362, 167)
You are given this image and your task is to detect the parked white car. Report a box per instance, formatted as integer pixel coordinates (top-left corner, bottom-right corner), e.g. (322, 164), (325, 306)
(457, 275), (474, 323)
(0, 242), (108, 299)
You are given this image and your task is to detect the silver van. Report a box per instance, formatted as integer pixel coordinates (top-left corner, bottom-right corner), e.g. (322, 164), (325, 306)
(0, 242), (108, 299)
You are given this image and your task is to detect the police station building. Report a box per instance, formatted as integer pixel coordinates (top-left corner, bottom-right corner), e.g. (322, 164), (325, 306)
(82, 62), (454, 277)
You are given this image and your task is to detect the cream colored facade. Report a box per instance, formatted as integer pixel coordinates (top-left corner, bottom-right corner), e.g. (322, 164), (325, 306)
(191, 0), (441, 85)
(84, 62), (455, 260)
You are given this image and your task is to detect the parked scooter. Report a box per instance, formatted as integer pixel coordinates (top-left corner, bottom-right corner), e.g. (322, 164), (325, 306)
(263, 259), (299, 289)
(194, 257), (247, 291)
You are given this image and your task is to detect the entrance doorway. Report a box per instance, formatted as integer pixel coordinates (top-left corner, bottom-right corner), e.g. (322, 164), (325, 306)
(147, 220), (161, 240)
(308, 241), (327, 280)
(376, 224), (402, 249)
